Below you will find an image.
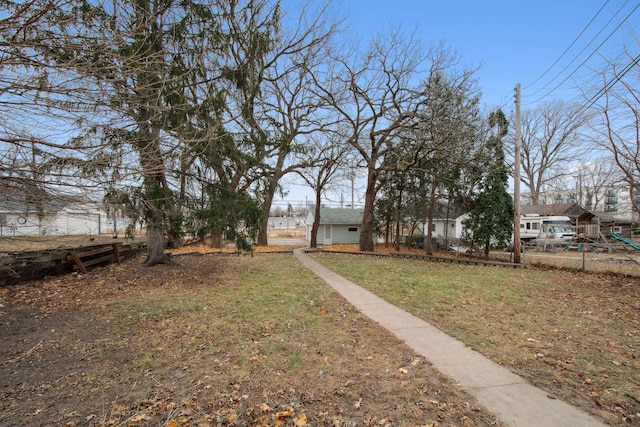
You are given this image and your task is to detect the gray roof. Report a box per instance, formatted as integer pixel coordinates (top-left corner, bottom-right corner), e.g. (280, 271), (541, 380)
(312, 207), (364, 225)
(577, 210), (630, 224)
(520, 203), (584, 217)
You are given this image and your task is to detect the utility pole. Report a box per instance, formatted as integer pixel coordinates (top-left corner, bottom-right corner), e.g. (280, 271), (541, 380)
(513, 84), (522, 263)
(350, 170), (355, 209)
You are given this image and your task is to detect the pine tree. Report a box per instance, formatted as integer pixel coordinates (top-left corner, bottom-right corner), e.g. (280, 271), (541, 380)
(463, 110), (514, 259)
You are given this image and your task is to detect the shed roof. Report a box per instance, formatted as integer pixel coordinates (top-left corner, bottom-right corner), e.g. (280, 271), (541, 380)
(577, 210), (634, 224)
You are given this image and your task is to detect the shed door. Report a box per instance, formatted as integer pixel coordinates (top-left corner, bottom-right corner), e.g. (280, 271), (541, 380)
(324, 225), (332, 245)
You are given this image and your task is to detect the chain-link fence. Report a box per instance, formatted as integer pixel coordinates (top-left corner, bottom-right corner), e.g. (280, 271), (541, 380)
(492, 240), (640, 276)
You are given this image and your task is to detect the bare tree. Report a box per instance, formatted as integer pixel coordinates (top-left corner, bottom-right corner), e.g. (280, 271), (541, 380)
(314, 30), (451, 251)
(222, 0), (342, 246)
(589, 50), (640, 216)
(509, 101), (591, 205)
(571, 158), (621, 210)
(294, 130), (355, 248)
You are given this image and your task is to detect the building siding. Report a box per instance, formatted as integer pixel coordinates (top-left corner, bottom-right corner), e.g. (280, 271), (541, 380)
(306, 207), (363, 244)
(330, 225), (360, 244)
(314, 225), (360, 245)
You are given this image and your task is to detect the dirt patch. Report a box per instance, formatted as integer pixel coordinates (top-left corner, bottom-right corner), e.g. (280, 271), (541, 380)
(0, 254), (504, 426)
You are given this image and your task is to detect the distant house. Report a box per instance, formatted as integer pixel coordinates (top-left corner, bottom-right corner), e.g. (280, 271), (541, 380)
(267, 216), (302, 229)
(423, 215), (467, 241)
(0, 193), (106, 237)
(305, 207), (364, 245)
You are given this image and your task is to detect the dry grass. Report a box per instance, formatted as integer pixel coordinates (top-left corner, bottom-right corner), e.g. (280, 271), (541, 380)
(0, 253), (504, 426)
(309, 251), (640, 425)
(325, 243), (640, 277)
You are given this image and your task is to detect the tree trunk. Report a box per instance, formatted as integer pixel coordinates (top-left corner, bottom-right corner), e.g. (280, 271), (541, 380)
(444, 197), (452, 249)
(529, 183), (540, 205)
(210, 226), (224, 248)
(143, 227), (170, 267)
(257, 183), (278, 247)
(425, 216), (434, 255)
(309, 193), (322, 248)
(359, 169), (377, 252)
(394, 187), (402, 252)
(384, 215), (390, 248)
(394, 219), (400, 252)
(424, 182), (437, 256)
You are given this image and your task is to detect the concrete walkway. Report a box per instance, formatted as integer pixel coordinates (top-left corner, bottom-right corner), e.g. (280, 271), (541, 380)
(293, 249), (607, 427)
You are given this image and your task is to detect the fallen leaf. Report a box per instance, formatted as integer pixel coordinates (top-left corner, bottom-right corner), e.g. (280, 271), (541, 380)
(275, 408), (294, 426)
(294, 413), (308, 426)
(130, 413), (148, 422)
(259, 403), (272, 413)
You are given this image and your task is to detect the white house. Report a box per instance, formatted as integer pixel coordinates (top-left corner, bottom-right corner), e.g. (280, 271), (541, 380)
(421, 214), (467, 242)
(0, 194), (107, 237)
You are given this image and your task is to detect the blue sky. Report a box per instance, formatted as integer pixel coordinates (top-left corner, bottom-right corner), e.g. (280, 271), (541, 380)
(277, 0), (638, 206)
(342, 0), (637, 109)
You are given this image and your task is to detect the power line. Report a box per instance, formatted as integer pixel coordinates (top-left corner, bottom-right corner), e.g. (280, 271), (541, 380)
(573, 51), (640, 119)
(524, 0), (611, 90)
(524, 1), (638, 105)
(525, 1), (631, 100)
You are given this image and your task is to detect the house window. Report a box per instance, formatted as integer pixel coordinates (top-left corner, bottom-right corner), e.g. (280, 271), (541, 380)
(431, 224), (436, 232)
(348, 227), (358, 232)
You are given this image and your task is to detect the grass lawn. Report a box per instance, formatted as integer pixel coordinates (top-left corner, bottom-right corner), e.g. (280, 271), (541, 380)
(309, 252), (640, 425)
(0, 253), (504, 426)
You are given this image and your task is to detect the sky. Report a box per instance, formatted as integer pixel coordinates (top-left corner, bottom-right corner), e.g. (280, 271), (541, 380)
(274, 0), (639, 208)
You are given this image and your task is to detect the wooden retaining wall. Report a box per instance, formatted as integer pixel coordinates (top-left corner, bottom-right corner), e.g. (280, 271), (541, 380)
(0, 242), (146, 285)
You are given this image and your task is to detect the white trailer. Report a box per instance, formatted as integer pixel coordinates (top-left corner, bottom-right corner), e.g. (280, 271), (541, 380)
(520, 214), (575, 242)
